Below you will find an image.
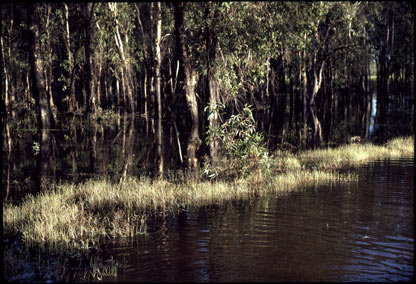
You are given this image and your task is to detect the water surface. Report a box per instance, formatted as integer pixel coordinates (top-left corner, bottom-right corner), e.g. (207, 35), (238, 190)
(101, 158), (414, 282)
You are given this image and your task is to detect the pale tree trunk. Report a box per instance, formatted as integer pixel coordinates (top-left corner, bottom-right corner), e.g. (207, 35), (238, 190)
(109, 2), (135, 114)
(307, 54), (325, 147)
(63, 3), (77, 112)
(135, 3), (150, 133)
(155, 2), (164, 176)
(208, 78), (219, 165)
(173, 2), (200, 169)
(301, 45), (308, 147)
(4, 5), (16, 119)
(185, 70), (199, 168)
(1, 36), (9, 116)
(45, 3), (57, 117)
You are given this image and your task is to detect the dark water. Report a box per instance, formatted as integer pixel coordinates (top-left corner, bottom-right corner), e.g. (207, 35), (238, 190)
(96, 158), (413, 282)
(3, 119), (414, 282)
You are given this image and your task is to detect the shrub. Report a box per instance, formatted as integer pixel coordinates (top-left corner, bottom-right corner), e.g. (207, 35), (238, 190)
(205, 104), (272, 181)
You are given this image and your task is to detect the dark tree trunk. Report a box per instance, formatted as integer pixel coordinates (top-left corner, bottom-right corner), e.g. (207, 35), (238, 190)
(28, 3), (54, 130)
(82, 3), (95, 119)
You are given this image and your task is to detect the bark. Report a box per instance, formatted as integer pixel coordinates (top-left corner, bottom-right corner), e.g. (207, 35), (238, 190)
(205, 3), (220, 166)
(109, 3), (135, 114)
(45, 3), (56, 116)
(3, 4), (15, 119)
(301, 46), (308, 147)
(173, 2), (200, 169)
(135, 3), (150, 133)
(28, 3), (53, 130)
(375, 18), (390, 142)
(82, 3), (96, 119)
(155, 2), (164, 176)
(306, 56), (325, 147)
(0, 36), (9, 116)
(63, 3), (77, 112)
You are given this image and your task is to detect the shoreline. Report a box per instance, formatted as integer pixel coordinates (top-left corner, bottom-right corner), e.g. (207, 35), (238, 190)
(3, 135), (414, 281)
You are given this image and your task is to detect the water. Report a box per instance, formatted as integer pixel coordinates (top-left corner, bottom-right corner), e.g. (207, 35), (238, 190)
(100, 158), (414, 282)
(3, 118), (414, 282)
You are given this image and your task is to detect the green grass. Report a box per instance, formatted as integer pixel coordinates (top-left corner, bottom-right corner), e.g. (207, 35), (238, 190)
(3, 135), (414, 280)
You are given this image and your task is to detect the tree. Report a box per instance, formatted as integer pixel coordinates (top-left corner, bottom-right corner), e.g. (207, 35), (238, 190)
(81, 3), (96, 119)
(173, 2), (200, 169)
(155, 2), (163, 176)
(28, 3), (54, 130)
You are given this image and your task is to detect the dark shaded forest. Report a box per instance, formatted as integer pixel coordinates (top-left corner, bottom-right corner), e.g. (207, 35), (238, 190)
(1, 2), (414, 177)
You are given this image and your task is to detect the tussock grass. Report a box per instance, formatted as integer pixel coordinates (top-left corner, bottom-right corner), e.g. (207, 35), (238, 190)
(3, 136), (413, 259)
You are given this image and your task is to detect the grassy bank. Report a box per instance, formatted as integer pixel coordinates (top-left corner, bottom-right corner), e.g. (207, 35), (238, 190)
(3, 136), (414, 280)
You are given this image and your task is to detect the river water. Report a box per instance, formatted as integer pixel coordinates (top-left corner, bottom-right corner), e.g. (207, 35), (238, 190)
(95, 157), (413, 282)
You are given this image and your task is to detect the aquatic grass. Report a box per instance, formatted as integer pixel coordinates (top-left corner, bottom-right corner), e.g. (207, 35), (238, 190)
(3, 135), (413, 280)
(4, 171), (357, 255)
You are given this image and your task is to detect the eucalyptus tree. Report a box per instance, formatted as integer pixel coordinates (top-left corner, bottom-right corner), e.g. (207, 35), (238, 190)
(369, 1), (414, 141)
(173, 2), (201, 169)
(2, 3), (34, 118)
(27, 2), (54, 130)
(203, 2), (221, 165)
(155, 2), (163, 176)
(108, 2), (136, 115)
(81, 3), (96, 118)
(60, 3), (78, 112)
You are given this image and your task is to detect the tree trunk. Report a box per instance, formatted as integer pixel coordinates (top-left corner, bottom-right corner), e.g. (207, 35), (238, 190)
(155, 2), (164, 176)
(205, 3), (219, 166)
(45, 3), (56, 117)
(173, 2), (200, 169)
(0, 35), (10, 117)
(63, 3), (77, 112)
(82, 3), (95, 119)
(135, 3), (150, 133)
(28, 3), (53, 130)
(306, 56), (325, 147)
(109, 2), (135, 115)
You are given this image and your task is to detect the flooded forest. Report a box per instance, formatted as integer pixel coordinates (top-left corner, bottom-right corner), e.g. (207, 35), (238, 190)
(1, 2), (414, 282)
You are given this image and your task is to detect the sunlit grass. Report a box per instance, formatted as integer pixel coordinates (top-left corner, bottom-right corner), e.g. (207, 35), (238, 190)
(3, 135), (413, 280)
(297, 136), (414, 170)
(3, 172), (357, 255)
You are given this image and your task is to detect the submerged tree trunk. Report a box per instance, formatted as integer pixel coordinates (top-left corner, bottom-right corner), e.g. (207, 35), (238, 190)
(173, 2), (200, 169)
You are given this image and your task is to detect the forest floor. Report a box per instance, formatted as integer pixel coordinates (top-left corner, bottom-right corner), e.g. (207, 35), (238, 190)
(3, 135), (414, 281)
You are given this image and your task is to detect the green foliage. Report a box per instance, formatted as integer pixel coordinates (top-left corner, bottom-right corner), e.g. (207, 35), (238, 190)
(205, 104), (272, 180)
